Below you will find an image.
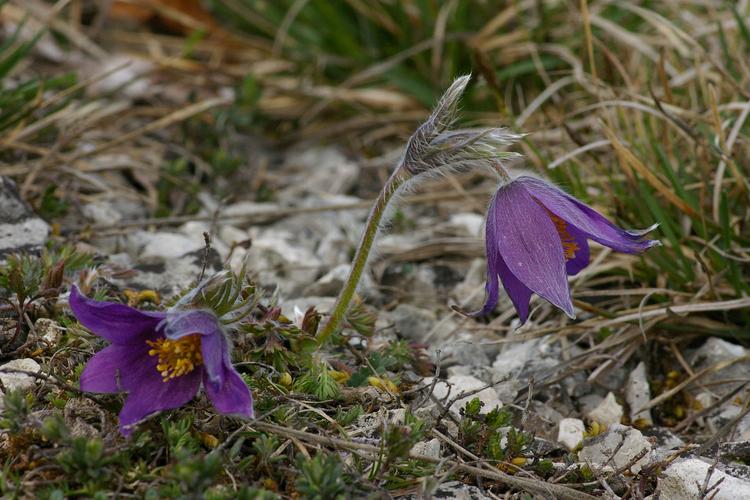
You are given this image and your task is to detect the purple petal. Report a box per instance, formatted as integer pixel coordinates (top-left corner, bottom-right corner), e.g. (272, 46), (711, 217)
(470, 197), (502, 317)
(517, 177), (659, 253)
(563, 224), (590, 275)
(491, 181), (575, 318)
(79, 344), (152, 393)
(118, 368), (201, 436)
(163, 310), (227, 386)
(495, 252), (534, 323)
(203, 368), (254, 418)
(70, 286), (166, 345)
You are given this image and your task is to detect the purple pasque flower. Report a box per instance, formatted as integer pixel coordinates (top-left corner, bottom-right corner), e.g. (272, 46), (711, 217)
(70, 286), (254, 436)
(473, 176), (659, 323)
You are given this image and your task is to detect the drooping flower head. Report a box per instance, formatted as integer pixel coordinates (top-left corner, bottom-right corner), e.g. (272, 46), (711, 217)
(471, 176), (659, 323)
(71, 286), (254, 436)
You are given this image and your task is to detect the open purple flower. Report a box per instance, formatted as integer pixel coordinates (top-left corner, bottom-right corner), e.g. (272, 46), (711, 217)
(70, 286), (254, 436)
(472, 176), (659, 323)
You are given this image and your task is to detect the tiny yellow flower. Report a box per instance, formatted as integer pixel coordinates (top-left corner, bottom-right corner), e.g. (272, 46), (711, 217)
(279, 372), (293, 388)
(329, 370), (350, 384)
(368, 376), (399, 394)
(124, 289), (161, 306)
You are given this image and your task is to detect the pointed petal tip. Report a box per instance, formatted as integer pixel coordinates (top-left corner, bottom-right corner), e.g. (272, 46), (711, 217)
(451, 297), (499, 318)
(625, 222), (660, 238)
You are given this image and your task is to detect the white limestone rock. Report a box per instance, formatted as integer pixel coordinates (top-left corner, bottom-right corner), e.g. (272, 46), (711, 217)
(626, 361), (653, 425)
(411, 438), (441, 460)
(0, 177), (50, 257)
(557, 418), (585, 450)
(423, 374), (502, 416)
(579, 424), (653, 474)
(659, 458), (750, 499)
(0, 358), (42, 409)
(587, 392), (624, 426)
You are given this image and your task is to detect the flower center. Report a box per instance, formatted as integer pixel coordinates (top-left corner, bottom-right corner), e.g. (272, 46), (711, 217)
(146, 335), (203, 382)
(547, 213), (580, 260)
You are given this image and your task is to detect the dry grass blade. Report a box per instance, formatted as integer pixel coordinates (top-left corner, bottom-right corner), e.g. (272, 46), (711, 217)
(70, 96), (232, 160)
(602, 123), (699, 217)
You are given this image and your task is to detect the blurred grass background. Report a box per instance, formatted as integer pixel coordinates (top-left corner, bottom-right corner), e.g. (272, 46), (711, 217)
(1, 0), (749, 336)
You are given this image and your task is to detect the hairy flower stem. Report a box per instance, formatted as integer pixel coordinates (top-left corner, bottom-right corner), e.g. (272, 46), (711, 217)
(316, 167), (409, 344)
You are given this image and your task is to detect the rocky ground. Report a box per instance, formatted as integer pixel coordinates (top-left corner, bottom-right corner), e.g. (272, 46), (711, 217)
(1, 1), (750, 498)
(3, 143), (750, 497)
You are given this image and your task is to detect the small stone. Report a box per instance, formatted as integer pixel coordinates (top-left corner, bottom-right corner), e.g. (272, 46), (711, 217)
(448, 212), (485, 237)
(587, 392), (624, 426)
(218, 225), (250, 247)
(578, 393), (604, 415)
(391, 304), (437, 343)
(0, 358), (41, 392)
(626, 361), (653, 426)
(689, 338), (750, 397)
(436, 331), (490, 368)
(707, 404), (750, 438)
(82, 200), (123, 225)
(0, 358), (42, 409)
(35, 318), (64, 344)
(492, 338), (560, 385)
(557, 418), (585, 450)
(411, 480), (492, 500)
(282, 147), (359, 196)
(423, 374), (502, 416)
(388, 408), (406, 425)
(579, 424), (653, 474)
(115, 247), (222, 296)
(0, 176), (50, 257)
(64, 398), (104, 438)
(411, 438), (441, 460)
(659, 458), (750, 499)
(245, 231), (322, 296)
(644, 427), (685, 461)
(129, 230), (205, 259)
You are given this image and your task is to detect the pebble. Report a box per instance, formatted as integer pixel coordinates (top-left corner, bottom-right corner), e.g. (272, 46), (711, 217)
(245, 230), (322, 297)
(625, 361), (653, 425)
(282, 147), (359, 196)
(128, 230), (205, 260)
(423, 374), (502, 416)
(578, 424), (653, 474)
(659, 458), (750, 499)
(557, 418), (585, 450)
(0, 358), (42, 409)
(391, 304), (438, 343)
(407, 480), (492, 500)
(411, 438), (441, 460)
(35, 318), (64, 344)
(689, 338), (750, 397)
(0, 176), (50, 257)
(587, 391), (624, 426)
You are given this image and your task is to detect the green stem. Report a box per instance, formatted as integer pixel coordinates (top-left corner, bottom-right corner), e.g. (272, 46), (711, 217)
(316, 166), (409, 344)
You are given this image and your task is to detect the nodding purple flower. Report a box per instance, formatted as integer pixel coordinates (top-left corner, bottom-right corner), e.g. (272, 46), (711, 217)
(70, 286), (254, 436)
(471, 176), (659, 323)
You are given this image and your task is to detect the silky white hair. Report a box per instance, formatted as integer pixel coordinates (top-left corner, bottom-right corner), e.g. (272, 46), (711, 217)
(400, 75), (523, 178)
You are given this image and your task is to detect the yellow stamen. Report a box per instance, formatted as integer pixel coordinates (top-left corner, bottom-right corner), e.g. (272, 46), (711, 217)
(548, 213), (580, 260)
(146, 335), (203, 382)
